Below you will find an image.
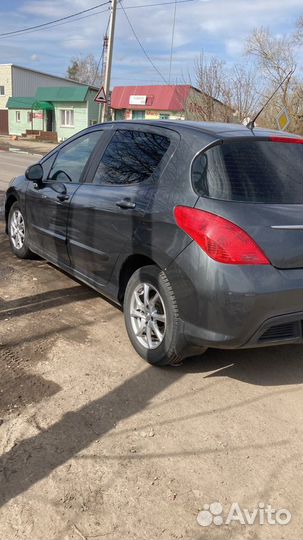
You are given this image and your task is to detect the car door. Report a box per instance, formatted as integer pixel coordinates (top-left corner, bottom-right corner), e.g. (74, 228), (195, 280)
(26, 129), (103, 266)
(67, 126), (177, 288)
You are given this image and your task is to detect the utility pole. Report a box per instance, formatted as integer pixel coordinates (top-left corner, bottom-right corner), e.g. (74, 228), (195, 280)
(100, 0), (118, 123)
(98, 33), (109, 123)
(101, 34), (109, 86)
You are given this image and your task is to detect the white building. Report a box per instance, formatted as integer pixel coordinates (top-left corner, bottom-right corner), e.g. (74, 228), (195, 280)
(0, 64), (89, 134)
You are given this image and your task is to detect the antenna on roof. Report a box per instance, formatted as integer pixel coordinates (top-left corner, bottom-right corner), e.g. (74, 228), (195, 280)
(246, 69), (294, 130)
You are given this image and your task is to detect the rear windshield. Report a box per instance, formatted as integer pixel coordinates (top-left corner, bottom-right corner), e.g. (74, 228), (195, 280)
(192, 140), (303, 203)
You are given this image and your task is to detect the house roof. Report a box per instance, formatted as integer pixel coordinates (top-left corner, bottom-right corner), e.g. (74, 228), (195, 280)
(7, 85), (96, 108)
(6, 96), (37, 109)
(1, 64), (99, 90)
(111, 85), (194, 111)
(35, 85), (91, 102)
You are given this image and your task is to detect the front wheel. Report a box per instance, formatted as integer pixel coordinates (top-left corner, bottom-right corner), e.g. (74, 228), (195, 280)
(124, 265), (184, 366)
(8, 202), (33, 259)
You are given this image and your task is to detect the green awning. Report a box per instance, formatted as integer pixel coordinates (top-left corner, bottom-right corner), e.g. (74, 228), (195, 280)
(35, 86), (89, 102)
(7, 97), (36, 109)
(32, 101), (54, 111)
(6, 97), (54, 111)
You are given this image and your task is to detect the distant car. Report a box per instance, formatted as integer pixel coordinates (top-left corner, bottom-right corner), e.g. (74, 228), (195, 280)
(5, 121), (303, 365)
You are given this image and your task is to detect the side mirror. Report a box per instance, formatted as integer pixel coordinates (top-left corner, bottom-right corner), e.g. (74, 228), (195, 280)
(25, 163), (43, 182)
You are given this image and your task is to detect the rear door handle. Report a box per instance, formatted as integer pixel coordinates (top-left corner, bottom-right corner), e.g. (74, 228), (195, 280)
(116, 199), (136, 209)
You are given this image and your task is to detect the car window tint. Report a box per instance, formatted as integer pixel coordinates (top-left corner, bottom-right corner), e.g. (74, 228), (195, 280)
(93, 129), (170, 185)
(192, 140), (303, 204)
(49, 131), (102, 183)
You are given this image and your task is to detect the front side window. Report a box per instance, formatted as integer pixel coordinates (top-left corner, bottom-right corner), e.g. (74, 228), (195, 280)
(60, 109), (74, 127)
(192, 139), (303, 204)
(16, 111), (21, 122)
(93, 129), (170, 185)
(0, 86), (5, 96)
(48, 131), (102, 183)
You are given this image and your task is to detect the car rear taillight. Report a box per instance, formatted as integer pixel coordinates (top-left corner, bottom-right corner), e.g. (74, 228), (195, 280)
(269, 136), (303, 144)
(174, 206), (270, 265)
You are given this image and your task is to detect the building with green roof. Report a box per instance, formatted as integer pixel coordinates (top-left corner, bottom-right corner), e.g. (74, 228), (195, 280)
(7, 85), (99, 141)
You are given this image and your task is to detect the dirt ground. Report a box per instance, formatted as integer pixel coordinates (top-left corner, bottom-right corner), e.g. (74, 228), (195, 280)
(0, 195), (302, 539)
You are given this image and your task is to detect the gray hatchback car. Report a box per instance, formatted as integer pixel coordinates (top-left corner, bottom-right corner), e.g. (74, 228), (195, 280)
(5, 121), (303, 365)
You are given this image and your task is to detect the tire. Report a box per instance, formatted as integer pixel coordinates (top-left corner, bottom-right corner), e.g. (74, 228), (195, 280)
(124, 265), (184, 366)
(8, 202), (33, 259)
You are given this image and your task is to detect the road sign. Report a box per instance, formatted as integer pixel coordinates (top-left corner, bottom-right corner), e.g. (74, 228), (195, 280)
(276, 108), (290, 131)
(95, 86), (107, 104)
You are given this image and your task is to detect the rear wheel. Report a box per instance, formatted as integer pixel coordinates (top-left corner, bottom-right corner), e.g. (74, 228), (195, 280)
(8, 202), (32, 259)
(124, 265), (183, 366)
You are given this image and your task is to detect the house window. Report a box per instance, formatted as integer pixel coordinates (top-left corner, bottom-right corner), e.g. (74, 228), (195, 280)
(0, 86), (5, 96)
(132, 110), (145, 120)
(160, 113), (169, 120)
(27, 112), (32, 123)
(16, 111), (21, 123)
(60, 109), (74, 127)
(115, 110), (125, 121)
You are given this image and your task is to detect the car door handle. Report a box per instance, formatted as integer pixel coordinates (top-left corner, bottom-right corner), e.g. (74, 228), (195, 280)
(116, 199), (136, 209)
(57, 194), (70, 202)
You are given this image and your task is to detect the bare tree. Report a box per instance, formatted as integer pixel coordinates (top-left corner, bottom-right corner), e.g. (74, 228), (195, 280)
(194, 53), (228, 120)
(229, 64), (261, 122)
(295, 16), (303, 43)
(66, 54), (101, 87)
(246, 27), (296, 107)
(192, 52), (261, 123)
(245, 25), (303, 133)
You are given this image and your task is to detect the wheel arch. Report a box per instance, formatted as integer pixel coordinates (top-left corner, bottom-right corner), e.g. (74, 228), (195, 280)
(118, 254), (160, 304)
(5, 192), (18, 233)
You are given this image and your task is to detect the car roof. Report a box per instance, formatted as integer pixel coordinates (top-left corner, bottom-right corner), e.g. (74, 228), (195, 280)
(99, 119), (300, 140)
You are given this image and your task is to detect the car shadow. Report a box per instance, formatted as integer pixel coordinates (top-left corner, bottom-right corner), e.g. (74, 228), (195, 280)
(184, 344), (303, 386)
(0, 285), (97, 320)
(0, 343), (302, 508)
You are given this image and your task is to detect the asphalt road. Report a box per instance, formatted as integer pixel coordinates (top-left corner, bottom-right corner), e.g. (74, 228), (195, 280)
(0, 151), (302, 540)
(0, 148), (39, 192)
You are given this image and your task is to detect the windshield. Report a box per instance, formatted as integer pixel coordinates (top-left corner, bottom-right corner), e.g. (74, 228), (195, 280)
(192, 139), (303, 204)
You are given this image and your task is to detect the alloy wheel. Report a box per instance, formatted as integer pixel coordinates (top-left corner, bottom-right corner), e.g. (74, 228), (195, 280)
(130, 282), (166, 349)
(10, 209), (25, 250)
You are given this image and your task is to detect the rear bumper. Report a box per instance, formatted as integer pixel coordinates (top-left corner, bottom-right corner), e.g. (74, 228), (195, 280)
(166, 241), (303, 351)
(183, 311), (303, 349)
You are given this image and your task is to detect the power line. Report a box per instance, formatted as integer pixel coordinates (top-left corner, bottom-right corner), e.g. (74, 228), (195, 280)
(120, 0), (168, 84)
(0, 9), (110, 40)
(112, 77), (164, 82)
(120, 0), (194, 9)
(0, 0), (195, 40)
(0, 1), (111, 37)
(168, 0), (177, 84)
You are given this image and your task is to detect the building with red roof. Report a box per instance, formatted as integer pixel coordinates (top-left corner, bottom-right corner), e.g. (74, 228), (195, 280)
(110, 84), (231, 122)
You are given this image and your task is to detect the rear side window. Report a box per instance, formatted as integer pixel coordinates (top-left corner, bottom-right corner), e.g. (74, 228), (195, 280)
(192, 140), (303, 203)
(93, 129), (170, 185)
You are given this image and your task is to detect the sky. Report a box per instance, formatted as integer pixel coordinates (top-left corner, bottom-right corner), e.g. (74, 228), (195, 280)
(0, 0), (302, 87)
